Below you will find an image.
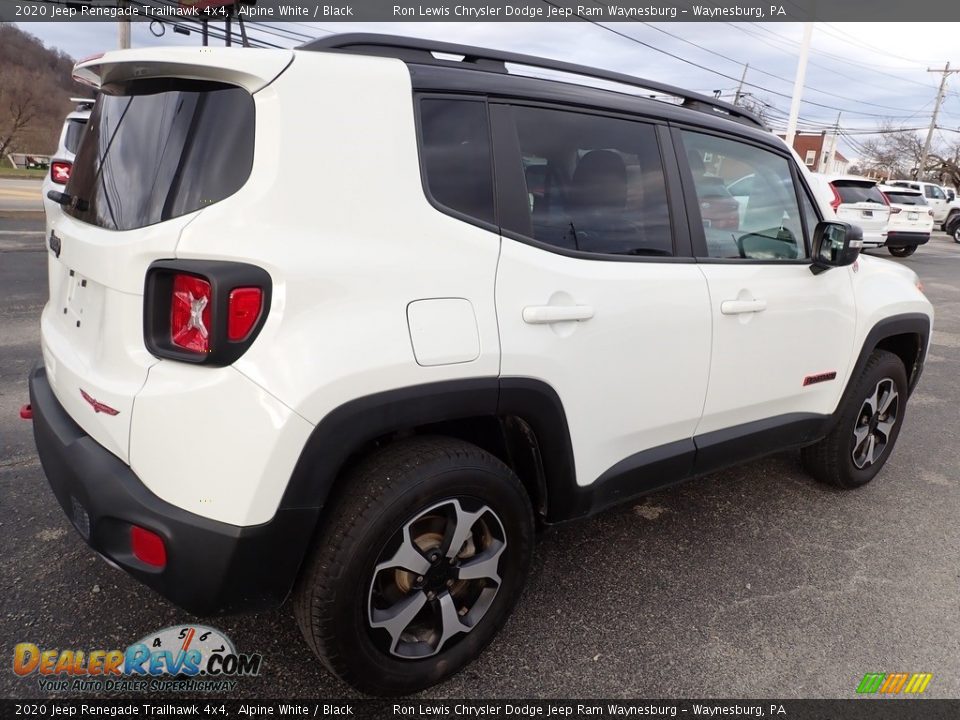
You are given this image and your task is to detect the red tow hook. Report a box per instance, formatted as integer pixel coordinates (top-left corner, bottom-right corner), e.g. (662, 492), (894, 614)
(19, 404), (33, 420)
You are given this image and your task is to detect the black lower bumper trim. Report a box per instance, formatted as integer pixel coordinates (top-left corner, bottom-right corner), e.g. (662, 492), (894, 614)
(885, 231), (930, 248)
(28, 365), (317, 616)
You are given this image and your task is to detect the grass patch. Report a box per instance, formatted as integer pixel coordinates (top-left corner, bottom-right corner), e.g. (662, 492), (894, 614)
(0, 167), (48, 179)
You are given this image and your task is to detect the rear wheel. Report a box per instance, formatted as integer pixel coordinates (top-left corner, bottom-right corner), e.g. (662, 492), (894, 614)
(953, 224), (960, 243)
(294, 436), (534, 695)
(802, 350), (908, 489)
(888, 246), (917, 257)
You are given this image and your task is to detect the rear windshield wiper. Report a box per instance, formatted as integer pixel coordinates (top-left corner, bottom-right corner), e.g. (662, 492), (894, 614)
(47, 190), (88, 212)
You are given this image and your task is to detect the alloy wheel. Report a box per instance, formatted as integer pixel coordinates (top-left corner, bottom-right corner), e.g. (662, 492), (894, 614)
(367, 498), (507, 659)
(852, 378), (900, 470)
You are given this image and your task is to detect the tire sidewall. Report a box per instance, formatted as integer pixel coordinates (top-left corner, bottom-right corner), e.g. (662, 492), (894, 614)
(327, 463), (533, 694)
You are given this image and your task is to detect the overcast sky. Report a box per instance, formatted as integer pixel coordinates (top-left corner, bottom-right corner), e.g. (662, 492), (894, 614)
(15, 20), (960, 161)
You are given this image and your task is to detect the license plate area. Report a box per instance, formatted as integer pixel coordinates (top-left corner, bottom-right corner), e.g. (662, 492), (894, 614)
(908, 212), (918, 220)
(64, 269), (88, 328)
(861, 210), (873, 218)
(55, 267), (105, 354)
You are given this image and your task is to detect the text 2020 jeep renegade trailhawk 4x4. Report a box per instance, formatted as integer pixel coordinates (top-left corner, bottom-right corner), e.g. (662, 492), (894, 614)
(29, 35), (932, 695)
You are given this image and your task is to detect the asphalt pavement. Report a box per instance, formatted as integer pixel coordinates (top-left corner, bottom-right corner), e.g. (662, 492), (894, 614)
(1, 214), (959, 700)
(0, 178), (44, 213)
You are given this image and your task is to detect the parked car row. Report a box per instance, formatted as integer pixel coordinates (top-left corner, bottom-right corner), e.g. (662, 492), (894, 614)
(40, 98), (94, 237)
(804, 174), (951, 258)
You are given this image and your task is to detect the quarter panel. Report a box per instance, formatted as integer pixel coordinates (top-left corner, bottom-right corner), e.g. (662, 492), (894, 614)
(173, 51), (502, 423)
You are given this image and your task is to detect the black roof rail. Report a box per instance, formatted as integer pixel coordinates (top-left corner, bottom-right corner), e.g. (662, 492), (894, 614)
(301, 33), (767, 130)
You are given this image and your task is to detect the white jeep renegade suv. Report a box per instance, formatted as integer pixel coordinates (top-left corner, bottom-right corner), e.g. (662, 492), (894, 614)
(30, 35), (933, 695)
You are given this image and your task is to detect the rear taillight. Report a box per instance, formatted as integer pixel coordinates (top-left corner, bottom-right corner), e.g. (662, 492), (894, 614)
(50, 161), (71, 185)
(145, 260), (271, 366)
(227, 287), (263, 341)
(170, 273), (212, 354)
(828, 183), (842, 212)
(889, 207), (901, 214)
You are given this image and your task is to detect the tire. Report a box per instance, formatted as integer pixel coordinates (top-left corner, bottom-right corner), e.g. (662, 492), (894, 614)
(888, 246), (917, 257)
(293, 436), (535, 696)
(953, 223), (960, 244)
(802, 349), (908, 489)
(944, 212), (959, 233)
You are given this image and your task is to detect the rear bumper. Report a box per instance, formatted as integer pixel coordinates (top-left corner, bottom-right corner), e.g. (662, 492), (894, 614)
(28, 364), (317, 616)
(885, 231), (930, 248)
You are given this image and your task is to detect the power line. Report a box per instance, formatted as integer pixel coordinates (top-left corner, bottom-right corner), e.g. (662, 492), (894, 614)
(640, 23), (920, 113)
(725, 23), (937, 91)
(563, 8), (934, 120)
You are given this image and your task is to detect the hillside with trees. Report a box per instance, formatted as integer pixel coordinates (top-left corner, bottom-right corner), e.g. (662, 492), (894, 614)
(0, 23), (87, 164)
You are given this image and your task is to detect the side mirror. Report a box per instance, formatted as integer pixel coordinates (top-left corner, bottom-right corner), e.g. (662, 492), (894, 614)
(948, 189), (956, 202)
(811, 221), (861, 275)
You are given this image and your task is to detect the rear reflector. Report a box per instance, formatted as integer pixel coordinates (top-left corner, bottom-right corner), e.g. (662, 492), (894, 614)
(170, 273), (212, 354)
(131, 526), (167, 568)
(227, 287), (263, 341)
(19, 404), (32, 420)
(50, 161), (72, 185)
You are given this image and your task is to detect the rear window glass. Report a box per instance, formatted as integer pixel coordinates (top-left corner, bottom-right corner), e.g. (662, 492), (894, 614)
(883, 191), (927, 206)
(65, 79), (254, 231)
(63, 119), (87, 154)
(832, 181), (886, 205)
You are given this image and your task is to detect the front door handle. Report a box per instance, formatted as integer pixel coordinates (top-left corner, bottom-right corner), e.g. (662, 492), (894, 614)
(720, 298), (767, 315)
(522, 305), (595, 324)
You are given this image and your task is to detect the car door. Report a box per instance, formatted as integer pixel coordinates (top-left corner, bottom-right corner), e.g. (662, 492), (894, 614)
(923, 184), (948, 222)
(491, 104), (712, 492)
(674, 128), (858, 447)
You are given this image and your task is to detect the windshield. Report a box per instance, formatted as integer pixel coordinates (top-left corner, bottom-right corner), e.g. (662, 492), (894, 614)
(883, 191), (927, 206)
(64, 79), (254, 231)
(832, 181), (887, 205)
(63, 119), (87, 154)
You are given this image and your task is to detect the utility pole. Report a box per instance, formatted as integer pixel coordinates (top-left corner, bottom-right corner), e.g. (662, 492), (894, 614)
(820, 111), (841, 173)
(918, 62), (958, 180)
(118, 1), (130, 49)
(734, 63), (749, 105)
(785, 22), (814, 149)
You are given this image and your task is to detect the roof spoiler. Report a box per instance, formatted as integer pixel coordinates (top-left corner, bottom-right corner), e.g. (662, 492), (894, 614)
(72, 47), (294, 94)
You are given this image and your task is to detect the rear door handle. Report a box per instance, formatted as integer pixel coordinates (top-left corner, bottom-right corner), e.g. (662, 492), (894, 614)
(720, 299), (767, 315)
(522, 305), (595, 324)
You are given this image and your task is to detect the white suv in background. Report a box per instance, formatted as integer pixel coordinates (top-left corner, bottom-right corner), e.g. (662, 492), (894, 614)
(887, 179), (959, 229)
(30, 36), (933, 695)
(823, 175), (891, 248)
(878, 184), (933, 258)
(40, 98), (94, 236)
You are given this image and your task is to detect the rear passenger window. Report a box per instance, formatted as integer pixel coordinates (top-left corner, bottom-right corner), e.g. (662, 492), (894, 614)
(503, 106), (673, 257)
(418, 98), (495, 226)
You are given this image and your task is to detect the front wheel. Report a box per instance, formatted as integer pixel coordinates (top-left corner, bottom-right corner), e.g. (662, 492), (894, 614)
(888, 246), (917, 257)
(953, 224), (960, 243)
(802, 350), (908, 489)
(293, 436), (534, 695)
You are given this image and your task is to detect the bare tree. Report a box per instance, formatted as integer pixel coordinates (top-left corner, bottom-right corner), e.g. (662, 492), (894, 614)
(855, 124), (927, 181)
(0, 68), (41, 161)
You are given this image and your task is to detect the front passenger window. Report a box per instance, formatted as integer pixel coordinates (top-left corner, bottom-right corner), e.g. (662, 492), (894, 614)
(679, 131), (808, 261)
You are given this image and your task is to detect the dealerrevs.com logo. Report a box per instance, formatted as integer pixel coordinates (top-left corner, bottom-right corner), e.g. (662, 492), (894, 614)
(12, 625), (262, 693)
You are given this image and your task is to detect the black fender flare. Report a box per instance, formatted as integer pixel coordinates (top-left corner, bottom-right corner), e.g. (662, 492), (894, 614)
(845, 313), (931, 400)
(279, 377), (576, 516)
